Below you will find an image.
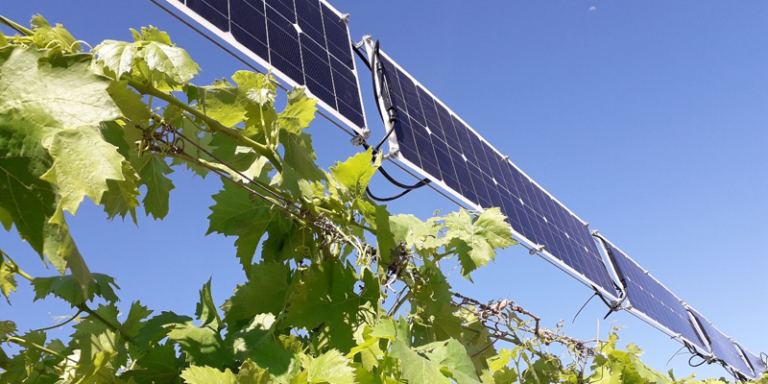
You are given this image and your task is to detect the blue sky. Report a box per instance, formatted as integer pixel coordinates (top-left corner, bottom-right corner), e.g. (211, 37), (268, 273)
(2, 1), (767, 380)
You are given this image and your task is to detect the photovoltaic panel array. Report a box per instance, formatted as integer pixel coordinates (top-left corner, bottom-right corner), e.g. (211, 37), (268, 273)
(739, 346), (767, 378)
(689, 308), (756, 378)
(161, 0), (367, 132)
(373, 49), (619, 300)
(597, 237), (706, 351)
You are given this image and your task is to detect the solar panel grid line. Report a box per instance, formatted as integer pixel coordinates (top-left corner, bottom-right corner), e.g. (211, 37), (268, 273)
(367, 44), (620, 302)
(595, 235), (710, 353)
(160, 0), (368, 134)
(688, 308), (757, 379)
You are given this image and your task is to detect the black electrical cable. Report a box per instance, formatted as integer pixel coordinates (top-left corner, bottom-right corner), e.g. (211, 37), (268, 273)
(688, 354), (707, 368)
(352, 39), (431, 198)
(366, 186), (414, 202)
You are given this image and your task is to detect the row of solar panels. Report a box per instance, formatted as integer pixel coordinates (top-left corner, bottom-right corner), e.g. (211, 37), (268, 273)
(157, 0), (765, 379)
(366, 44), (766, 380)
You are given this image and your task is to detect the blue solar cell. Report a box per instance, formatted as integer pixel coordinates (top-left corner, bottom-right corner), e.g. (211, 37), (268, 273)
(267, 18), (303, 83)
(187, 0), (229, 31)
(162, 0), (366, 133)
(266, 0), (295, 22)
(295, 0), (325, 48)
(738, 346), (766, 378)
(300, 38), (335, 108)
(600, 239), (706, 350)
(689, 309), (754, 377)
(321, 3), (353, 68)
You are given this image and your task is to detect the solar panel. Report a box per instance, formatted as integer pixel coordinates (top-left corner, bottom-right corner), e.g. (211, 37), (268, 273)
(738, 345), (767, 379)
(159, 0), (367, 133)
(595, 236), (707, 351)
(688, 308), (756, 378)
(369, 47), (619, 301)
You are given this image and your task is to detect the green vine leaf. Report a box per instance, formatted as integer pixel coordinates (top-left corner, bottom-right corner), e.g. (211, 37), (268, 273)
(277, 88), (317, 134)
(444, 208), (516, 280)
(95, 26), (199, 90)
(106, 80), (152, 126)
(134, 154), (175, 220)
(417, 339), (481, 384)
(195, 278), (222, 331)
(121, 342), (185, 384)
(41, 126), (127, 222)
(43, 219), (93, 296)
(0, 157), (56, 256)
(305, 349), (355, 384)
(31, 273), (118, 306)
(284, 261), (378, 351)
(329, 148), (379, 199)
(29, 15), (81, 53)
(0, 46), (120, 135)
(279, 130), (325, 183)
(207, 181), (283, 270)
(101, 161), (141, 224)
(180, 365), (236, 384)
(390, 339), (452, 384)
(0, 256), (17, 303)
(237, 359), (273, 384)
(221, 262), (292, 327)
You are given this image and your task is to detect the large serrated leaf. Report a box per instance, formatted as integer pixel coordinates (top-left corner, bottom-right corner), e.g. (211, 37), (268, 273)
(444, 208), (516, 279)
(0, 47), (120, 133)
(307, 350), (355, 384)
(221, 262), (292, 327)
(330, 148), (378, 198)
(390, 339), (452, 384)
(0, 157), (56, 255)
(207, 181), (281, 269)
(180, 366), (236, 384)
(277, 87), (317, 134)
(31, 273), (118, 306)
(195, 278), (221, 330)
(106, 80), (152, 126)
(101, 161), (141, 224)
(41, 126), (127, 221)
(134, 154), (175, 220)
(279, 130), (325, 183)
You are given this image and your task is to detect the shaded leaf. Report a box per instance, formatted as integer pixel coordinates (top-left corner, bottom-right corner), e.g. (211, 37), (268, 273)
(208, 181), (282, 269)
(195, 277), (221, 330)
(222, 262), (291, 327)
(279, 130), (325, 183)
(0, 157), (56, 255)
(101, 161), (141, 224)
(31, 273), (118, 306)
(122, 342), (184, 384)
(42, 219), (93, 296)
(237, 359), (272, 384)
(390, 339), (451, 384)
(135, 154), (175, 219)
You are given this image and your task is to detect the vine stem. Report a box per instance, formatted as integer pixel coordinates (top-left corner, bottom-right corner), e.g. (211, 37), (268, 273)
(0, 15), (33, 36)
(28, 311), (83, 334)
(387, 289), (411, 316)
(127, 78), (284, 173)
(5, 336), (77, 363)
(76, 304), (132, 342)
(1, 249), (33, 281)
